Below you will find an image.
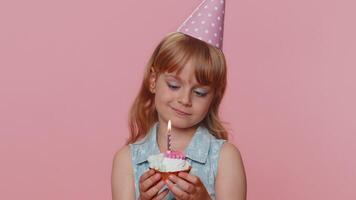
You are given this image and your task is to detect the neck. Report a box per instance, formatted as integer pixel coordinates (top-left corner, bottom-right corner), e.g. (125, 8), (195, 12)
(156, 121), (198, 153)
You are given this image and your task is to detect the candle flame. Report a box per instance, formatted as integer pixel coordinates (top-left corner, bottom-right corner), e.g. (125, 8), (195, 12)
(168, 120), (171, 132)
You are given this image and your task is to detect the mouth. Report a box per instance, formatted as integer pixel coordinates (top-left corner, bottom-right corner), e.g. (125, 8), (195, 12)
(170, 106), (191, 116)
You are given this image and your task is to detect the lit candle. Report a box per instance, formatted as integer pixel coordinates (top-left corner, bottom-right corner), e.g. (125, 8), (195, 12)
(167, 120), (172, 152)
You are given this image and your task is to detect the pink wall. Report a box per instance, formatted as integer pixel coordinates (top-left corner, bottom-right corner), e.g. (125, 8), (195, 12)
(1, 0), (355, 199)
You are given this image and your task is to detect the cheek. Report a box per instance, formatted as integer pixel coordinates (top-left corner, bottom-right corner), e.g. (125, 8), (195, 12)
(194, 97), (213, 113)
(154, 86), (173, 104)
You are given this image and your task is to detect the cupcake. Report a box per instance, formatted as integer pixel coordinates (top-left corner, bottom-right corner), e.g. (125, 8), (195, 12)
(148, 150), (191, 180)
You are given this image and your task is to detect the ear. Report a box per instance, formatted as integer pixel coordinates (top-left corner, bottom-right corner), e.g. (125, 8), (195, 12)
(149, 67), (157, 93)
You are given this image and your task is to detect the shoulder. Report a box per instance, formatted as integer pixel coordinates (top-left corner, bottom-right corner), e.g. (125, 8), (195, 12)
(218, 142), (245, 175)
(112, 145), (134, 178)
(113, 145), (132, 168)
(215, 142), (247, 200)
(111, 145), (135, 200)
(219, 142), (243, 162)
(114, 144), (130, 157)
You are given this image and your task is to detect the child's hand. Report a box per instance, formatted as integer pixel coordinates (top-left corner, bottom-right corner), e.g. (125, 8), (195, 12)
(166, 172), (211, 200)
(138, 169), (168, 200)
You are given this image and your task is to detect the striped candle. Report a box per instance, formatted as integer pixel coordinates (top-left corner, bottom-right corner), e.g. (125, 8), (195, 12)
(167, 120), (172, 151)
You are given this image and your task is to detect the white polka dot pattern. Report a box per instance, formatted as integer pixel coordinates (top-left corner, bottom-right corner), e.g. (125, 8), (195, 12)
(177, 0), (226, 49)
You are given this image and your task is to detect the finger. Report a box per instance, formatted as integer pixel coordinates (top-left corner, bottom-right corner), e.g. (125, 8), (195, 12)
(153, 188), (169, 200)
(168, 174), (196, 193)
(139, 169), (155, 183)
(145, 180), (166, 199)
(140, 173), (161, 192)
(178, 172), (200, 185)
(166, 179), (189, 200)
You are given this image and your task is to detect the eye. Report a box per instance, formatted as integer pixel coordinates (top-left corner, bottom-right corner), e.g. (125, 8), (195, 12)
(167, 82), (180, 90)
(194, 89), (208, 97)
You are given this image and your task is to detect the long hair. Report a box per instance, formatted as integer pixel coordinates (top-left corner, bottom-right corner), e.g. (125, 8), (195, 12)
(127, 32), (228, 144)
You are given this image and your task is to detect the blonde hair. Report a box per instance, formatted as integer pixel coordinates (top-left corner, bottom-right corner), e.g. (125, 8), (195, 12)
(127, 32), (228, 144)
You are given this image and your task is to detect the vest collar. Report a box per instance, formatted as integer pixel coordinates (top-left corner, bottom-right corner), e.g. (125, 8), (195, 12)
(133, 122), (212, 164)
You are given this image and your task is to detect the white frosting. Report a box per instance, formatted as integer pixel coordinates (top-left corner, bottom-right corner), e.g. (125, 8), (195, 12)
(148, 153), (191, 172)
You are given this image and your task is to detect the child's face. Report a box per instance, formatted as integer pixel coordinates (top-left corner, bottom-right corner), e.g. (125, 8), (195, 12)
(151, 61), (214, 130)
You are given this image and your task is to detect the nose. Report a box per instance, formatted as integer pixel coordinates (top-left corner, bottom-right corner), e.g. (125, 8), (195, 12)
(178, 88), (192, 107)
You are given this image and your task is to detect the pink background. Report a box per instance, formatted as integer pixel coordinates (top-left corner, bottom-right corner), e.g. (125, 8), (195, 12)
(1, 0), (355, 199)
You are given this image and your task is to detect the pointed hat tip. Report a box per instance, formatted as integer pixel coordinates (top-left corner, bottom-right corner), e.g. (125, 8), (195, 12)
(177, 0), (226, 49)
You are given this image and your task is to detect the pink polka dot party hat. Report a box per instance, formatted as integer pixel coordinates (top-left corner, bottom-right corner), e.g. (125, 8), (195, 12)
(177, 0), (226, 49)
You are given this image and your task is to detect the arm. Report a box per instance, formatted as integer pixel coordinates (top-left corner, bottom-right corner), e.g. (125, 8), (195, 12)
(215, 142), (247, 200)
(111, 145), (136, 200)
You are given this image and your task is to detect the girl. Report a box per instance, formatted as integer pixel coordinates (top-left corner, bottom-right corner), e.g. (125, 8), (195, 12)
(112, 1), (246, 200)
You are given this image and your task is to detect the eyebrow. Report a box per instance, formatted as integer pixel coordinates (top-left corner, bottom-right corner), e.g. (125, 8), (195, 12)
(164, 74), (180, 80)
(164, 74), (210, 89)
(164, 74), (181, 80)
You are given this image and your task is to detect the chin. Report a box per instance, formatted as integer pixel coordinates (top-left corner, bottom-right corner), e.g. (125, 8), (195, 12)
(170, 118), (200, 130)
(157, 110), (202, 129)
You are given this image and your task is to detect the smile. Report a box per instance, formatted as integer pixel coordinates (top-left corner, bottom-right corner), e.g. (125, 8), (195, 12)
(171, 107), (191, 116)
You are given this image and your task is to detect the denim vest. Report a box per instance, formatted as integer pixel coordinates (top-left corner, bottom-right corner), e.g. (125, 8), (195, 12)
(129, 123), (225, 200)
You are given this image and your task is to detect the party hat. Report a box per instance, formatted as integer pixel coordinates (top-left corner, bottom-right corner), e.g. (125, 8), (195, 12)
(177, 0), (226, 49)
